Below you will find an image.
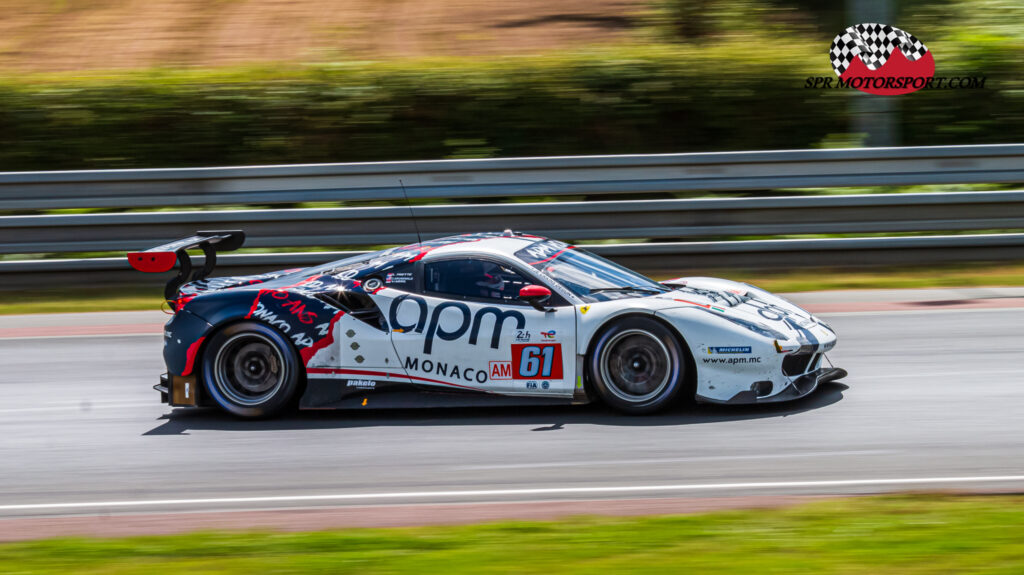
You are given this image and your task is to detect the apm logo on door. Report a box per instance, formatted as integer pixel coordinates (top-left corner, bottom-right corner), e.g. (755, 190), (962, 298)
(389, 295), (526, 354)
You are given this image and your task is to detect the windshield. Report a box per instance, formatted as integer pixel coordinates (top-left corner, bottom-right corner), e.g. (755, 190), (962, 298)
(514, 240), (670, 302)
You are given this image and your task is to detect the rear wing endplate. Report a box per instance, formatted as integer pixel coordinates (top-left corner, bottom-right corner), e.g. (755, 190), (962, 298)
(128, 230), (245, 300)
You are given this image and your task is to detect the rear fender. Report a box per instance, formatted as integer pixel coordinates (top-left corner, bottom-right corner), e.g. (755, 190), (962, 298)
(163, 309), (214, 377)
(178, 288), (346, 368)
(182, 289), (266, 329)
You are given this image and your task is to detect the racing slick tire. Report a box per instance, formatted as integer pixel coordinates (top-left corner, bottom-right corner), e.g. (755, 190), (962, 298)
(587, 316), (687, 415)
(200, 321), (303, 418)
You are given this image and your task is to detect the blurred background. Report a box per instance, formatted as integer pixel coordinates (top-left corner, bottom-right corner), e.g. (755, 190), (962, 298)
(0, 0), (1022, 305)
(0, 0), (1019, 170)
(2, 4), (1024, 569)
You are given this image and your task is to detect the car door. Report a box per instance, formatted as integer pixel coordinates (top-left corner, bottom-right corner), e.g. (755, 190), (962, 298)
(384, 256), (577, 396)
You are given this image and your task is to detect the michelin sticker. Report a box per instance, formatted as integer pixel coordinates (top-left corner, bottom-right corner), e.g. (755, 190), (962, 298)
(708, 346), (752, 354)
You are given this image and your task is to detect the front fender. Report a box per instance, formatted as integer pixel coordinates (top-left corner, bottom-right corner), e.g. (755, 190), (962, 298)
(575, 299), (683, 356)
(654, 306), (782, 402)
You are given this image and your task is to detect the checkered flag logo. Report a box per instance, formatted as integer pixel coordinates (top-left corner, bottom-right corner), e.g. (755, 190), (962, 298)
(830, 23), (929, 77)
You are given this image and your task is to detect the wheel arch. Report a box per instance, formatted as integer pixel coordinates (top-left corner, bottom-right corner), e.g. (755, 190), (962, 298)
(178, 288), (313, 376)
(199, 317), (309, 378)
(581, 311), (697, 401)
(198, 319), (308, 417)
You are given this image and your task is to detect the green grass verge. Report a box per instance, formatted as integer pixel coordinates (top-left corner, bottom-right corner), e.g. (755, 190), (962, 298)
(3, 261), (1024, 315)
(721, 261), (1024, 293)
(2, 494), (1023, 573)
(0, 32), (1020, 172)
(0, 287), (162, 315)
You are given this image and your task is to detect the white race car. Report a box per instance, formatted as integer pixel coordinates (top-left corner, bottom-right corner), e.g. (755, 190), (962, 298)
(135, 231), (846, 418)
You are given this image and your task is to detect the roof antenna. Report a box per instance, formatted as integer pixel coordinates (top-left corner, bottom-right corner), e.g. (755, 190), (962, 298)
(398, 179), (423, 247)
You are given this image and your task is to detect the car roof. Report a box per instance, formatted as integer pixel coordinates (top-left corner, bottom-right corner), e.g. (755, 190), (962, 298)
(420, 233), (541, 260)
(315, 232), (556, 280)
(386, 231), (548, 262)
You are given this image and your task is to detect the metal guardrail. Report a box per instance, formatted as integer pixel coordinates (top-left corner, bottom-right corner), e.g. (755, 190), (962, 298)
(0, 144), (1022, 288)
(2, 144), (1024, 210)
(7, 234), (1024, 288)
(4, 190), (1024, 255)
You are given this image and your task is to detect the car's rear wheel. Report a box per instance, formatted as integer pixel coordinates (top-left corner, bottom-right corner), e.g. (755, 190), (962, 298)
(201, 321), (303, 418)
(588, 316), (687, 414)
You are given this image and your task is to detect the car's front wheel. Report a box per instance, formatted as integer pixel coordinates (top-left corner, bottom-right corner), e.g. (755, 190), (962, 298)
(200, 321), (303, 418)
(588, 316), (688, 414)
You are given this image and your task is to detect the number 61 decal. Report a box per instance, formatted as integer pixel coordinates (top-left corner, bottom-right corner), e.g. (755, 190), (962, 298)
(511, 344), (563, 379)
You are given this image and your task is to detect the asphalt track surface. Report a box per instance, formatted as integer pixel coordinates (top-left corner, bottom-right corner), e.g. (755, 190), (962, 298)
(2, 298), (1024, 528)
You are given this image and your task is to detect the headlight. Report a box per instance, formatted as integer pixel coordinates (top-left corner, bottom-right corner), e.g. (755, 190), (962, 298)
(718, 314), (788, 340)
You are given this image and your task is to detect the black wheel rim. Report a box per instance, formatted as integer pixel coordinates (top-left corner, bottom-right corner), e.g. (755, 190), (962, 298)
(599, 329), (672, 402)
(213, 333), (287, 406)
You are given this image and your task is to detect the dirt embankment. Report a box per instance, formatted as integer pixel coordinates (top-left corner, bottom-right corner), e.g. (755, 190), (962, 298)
(0, 0), (642, 72)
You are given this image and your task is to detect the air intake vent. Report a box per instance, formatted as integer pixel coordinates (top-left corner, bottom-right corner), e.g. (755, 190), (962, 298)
(782, 353), (814, 376)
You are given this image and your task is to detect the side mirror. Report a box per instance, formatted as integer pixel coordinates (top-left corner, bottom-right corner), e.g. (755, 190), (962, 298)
(519, 284), (553, 311)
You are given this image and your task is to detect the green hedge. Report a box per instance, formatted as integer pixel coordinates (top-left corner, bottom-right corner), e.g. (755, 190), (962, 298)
(0, 40), (1020, 171)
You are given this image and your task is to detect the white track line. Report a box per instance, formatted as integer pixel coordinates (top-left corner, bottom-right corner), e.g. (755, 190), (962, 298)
(2, 475), (1023, 512)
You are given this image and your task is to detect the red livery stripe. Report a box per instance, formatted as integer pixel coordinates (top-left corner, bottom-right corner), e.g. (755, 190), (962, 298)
(300, 311), (346, 364)
(182, 336), (206, 376)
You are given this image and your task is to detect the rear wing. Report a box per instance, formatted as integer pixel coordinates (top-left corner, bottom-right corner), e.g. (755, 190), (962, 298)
(128, 230), (245, 300)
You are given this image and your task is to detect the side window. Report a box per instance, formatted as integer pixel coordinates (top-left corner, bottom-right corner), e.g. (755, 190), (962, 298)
(380, 262), (417, 291)
(424, 259), (530, 304)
